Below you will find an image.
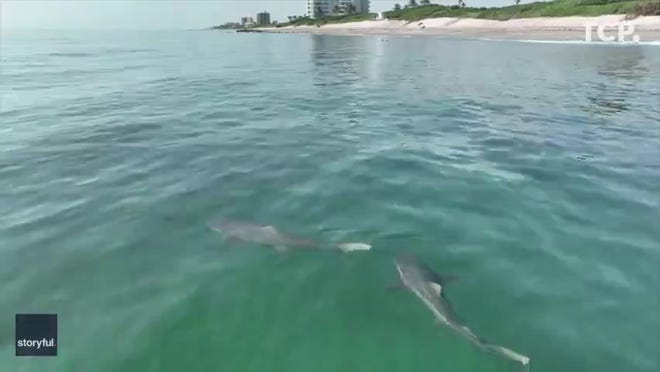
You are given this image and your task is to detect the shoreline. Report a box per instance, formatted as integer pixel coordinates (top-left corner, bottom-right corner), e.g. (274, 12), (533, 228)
(258, 15), (660, 42)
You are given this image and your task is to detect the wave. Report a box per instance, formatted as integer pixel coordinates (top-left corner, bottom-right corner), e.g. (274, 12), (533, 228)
(46, 52), (94, 57)
(513, 39), (660, 46)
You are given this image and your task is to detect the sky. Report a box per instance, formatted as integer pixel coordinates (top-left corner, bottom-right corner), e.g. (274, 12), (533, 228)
(1, 0), (539, 30)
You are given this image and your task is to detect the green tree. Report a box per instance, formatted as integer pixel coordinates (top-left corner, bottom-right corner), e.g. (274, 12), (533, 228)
(458, 0), (466, 7)
(332, 5), (342, 14)
(515, 0), (521, 4)
(314, 5), (324, 18)
(346, 3), (357, 14)
(394, 3), (402, 10)
(421, 0), (431, 5)
(408, 0), (418, 7)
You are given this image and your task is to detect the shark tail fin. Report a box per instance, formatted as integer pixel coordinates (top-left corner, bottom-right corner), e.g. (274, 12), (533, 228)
(336, 242), (372, 252)
(450, 324), (530, 370)
(482, 343), (530, 371)
(491, 345), (530, 366)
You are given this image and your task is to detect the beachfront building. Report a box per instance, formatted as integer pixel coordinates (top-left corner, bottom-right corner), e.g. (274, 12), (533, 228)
(340, 0), (369, 14)
(360, 0), (370, 13)
(307, 0), (332, 18)
(307, 0), (369, 18)
(256, 12), (271, 26)
(241, 17), (254, 27)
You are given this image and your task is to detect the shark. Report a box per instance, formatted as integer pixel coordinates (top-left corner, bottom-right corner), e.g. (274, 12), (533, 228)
(394, 254), (531, 369)
(209, 219), (371, 253)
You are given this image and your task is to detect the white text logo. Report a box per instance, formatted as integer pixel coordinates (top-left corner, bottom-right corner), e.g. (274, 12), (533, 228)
(585, 22), (640, 43)
(16, 338), (56, 349)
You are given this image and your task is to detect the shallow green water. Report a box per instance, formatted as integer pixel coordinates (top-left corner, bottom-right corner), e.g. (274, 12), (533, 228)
(1, 30), (659, 372)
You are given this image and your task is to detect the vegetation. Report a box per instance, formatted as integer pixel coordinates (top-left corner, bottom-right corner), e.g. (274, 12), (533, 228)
(212, 22), (242, 30)
(276, 12), (376, 27)
(273, 0), (659, 28)
(630, 0), (660, 16)
(383, 0), (655, 21)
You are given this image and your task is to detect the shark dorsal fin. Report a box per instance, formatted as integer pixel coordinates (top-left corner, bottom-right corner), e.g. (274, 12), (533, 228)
(261, 225), (280, 237)
(429, 272), (460, 286)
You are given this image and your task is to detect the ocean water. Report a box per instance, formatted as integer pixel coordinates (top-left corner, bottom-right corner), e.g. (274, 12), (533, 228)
(1, 30), (659, 372)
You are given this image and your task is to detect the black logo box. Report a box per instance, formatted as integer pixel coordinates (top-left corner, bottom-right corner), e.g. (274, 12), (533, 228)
(15, 314), (58, 356)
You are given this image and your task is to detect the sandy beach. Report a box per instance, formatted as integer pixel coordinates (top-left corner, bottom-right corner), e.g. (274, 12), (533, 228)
(261, 15), (660, 42)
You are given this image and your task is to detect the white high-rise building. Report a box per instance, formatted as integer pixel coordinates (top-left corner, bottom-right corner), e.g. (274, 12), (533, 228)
(340, 0), (369, 14)
(307, 0), (369, 18)
(307, 0), (333, 18)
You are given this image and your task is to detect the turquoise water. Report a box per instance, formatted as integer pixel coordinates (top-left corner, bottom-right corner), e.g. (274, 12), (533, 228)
(1, 30), (659, 372)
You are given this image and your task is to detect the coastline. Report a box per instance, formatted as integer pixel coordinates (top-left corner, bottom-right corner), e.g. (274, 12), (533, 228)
(259, 15), (660, 42)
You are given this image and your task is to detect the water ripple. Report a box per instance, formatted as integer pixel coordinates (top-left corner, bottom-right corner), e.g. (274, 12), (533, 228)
(0, 30), (659, 372)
